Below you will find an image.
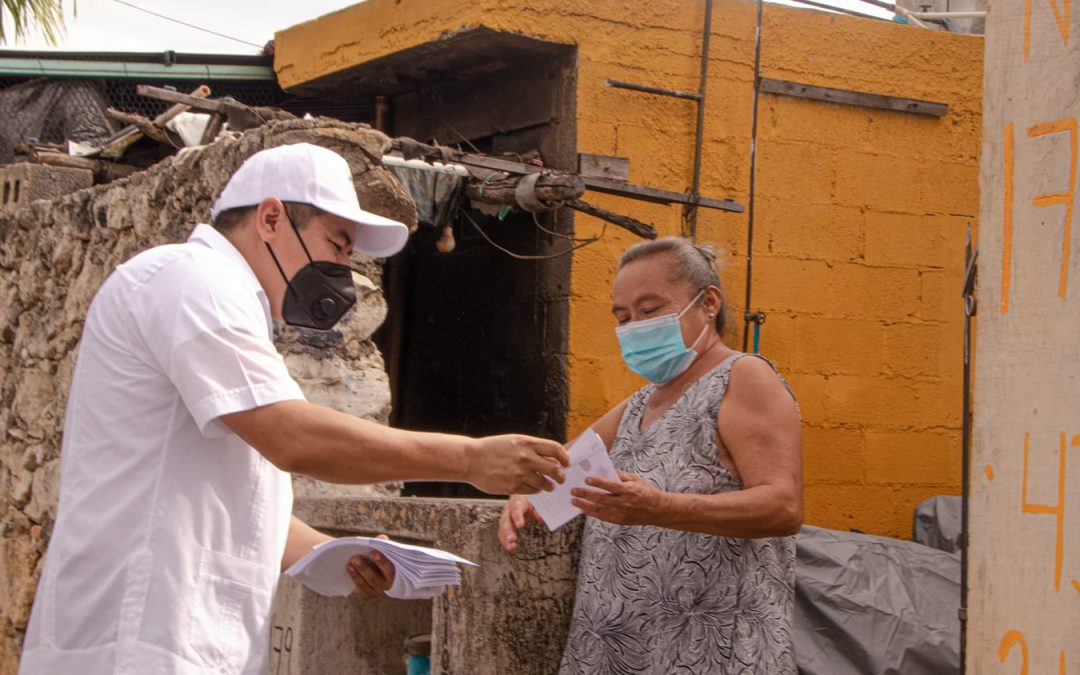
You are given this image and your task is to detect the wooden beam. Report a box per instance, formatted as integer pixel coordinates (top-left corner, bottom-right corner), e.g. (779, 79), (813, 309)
(577, 153), (630, 182)
(456, 154), (745, 213)
(567, 199), (657, 239)
(136, 84), (225, 113)
(759, 77), (949, 117)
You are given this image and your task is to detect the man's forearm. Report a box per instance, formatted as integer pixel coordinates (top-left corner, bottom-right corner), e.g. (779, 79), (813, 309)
(226, 400), (474, 485)
(281, 515), (332, 572)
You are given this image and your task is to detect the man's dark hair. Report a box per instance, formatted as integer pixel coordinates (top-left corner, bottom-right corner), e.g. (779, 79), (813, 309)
(211, 202), (324, 234)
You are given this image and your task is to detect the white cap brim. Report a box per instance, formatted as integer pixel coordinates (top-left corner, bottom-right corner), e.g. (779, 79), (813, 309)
(317, 199), (410, 258)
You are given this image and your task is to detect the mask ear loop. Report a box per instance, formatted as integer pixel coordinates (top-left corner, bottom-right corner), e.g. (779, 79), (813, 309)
(266, 207), (311, 300)
(265, 243), (300, 300)
(681, 288), (711, 350)
(677, 288), (707, 319)
(284, 208), (317, 263)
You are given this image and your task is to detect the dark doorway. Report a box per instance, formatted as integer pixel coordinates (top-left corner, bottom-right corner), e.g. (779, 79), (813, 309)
(294, 30), (577, 497)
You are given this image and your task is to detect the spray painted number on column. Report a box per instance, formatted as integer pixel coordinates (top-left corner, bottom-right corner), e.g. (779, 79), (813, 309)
(999, 629), (1068, 673)
(1017, 432), (1080, 591)
(1001, 119), (1077, 313)
(1025, 0), (1071, 62)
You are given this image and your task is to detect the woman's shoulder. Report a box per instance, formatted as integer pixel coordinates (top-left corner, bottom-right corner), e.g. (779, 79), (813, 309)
(724, 353), (798, 408)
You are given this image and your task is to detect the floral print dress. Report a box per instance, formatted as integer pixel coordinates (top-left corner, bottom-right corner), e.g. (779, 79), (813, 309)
(559, 353), (797, 675)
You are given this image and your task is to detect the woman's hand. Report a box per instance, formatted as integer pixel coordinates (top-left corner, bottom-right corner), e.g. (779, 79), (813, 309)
(347, 534), (396, 598)
(570, 471), (666, 526)
(498, 495), (545, 551)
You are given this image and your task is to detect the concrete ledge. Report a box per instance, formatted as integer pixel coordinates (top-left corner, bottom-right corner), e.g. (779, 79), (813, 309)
(271, 496), (582, 674)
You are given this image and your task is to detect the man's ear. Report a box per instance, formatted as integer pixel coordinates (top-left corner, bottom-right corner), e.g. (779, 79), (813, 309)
(253, 198), (287, 244)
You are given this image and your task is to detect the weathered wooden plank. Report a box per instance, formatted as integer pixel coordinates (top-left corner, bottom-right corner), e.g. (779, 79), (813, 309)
(577, 153), (630, 182)
(759, 77), (949, 117)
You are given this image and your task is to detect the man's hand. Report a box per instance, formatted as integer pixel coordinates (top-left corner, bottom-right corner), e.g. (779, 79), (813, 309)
(466, 434), (570, 495)
(570, 471), (666, 526)
(498, 495), (545, 551)
(347, 534), (395, 598)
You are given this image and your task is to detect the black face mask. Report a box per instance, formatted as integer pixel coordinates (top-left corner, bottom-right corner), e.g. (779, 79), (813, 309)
(266, 217), (356, 331)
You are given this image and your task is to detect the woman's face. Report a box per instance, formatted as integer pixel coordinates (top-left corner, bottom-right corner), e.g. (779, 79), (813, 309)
(611, 254), (718, 345)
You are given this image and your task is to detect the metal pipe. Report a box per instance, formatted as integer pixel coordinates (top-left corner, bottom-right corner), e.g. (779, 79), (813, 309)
(785, 0), (883, 18)
(604, 78), (701, 101)
(853, 0), (897, 10)
(742, 0), (765, 353)
(380, 154), (472, 177)
(960, 228), (977, 673)
(893, 5), (931, 27)
(0, 56), (274, 80)
(908, 10), (986, 18)
(687, 0), (713, 240)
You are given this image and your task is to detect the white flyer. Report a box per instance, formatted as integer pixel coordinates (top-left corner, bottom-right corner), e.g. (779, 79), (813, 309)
(527, 429), (619, 531)
(284, 536), (476, 600)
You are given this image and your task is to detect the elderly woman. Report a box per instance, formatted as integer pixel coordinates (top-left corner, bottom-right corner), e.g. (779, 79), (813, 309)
(499, 237), (803, 674)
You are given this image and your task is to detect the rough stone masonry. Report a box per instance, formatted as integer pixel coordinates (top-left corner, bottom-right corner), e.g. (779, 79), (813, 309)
(0, 119), (417, 673)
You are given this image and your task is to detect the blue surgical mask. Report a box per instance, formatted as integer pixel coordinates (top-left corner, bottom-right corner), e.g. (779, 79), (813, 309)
(615, 290), (708, 384)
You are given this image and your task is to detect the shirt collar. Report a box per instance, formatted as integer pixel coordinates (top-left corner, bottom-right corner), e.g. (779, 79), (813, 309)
(188, 223), (274, 336)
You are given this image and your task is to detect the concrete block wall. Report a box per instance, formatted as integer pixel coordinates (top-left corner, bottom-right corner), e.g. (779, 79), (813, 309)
(277, 0), (984, 539)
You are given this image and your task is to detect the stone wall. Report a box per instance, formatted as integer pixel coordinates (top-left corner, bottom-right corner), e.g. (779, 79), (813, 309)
(0, 119), (417, 673)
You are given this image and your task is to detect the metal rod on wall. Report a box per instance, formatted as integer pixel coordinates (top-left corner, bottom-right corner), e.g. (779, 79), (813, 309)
(742, 0), (765, 352)
(960, 226), (977, 672)
(686, 0), (713, 241)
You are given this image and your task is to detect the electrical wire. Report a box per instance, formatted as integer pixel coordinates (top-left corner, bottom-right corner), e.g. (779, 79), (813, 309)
(531, 211), (596, 243)
(111, 0), (263, 49)
(460, 208), (603, 260)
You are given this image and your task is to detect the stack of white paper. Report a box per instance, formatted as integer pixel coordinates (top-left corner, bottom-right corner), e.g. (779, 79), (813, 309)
(527, 429), (619, 531)
(284, 537), (477, 600)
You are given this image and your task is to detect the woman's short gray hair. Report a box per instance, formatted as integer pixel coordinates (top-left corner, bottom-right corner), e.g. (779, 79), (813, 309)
(618, 236), (727, 334)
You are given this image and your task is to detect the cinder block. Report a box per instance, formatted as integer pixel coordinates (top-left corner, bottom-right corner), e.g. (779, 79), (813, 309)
(864, 429), (962, 486)
(802, 426), (867, 485)
(273, 496), (581, 675)
(0, 163), (93, 214)
(791, 316), (887, 376)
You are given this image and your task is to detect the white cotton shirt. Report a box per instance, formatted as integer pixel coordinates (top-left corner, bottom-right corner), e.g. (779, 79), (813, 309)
(19, 224), (305, 675)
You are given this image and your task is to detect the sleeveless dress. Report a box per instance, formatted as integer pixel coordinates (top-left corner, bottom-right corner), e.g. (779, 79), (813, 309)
(559, 353), (798, 675)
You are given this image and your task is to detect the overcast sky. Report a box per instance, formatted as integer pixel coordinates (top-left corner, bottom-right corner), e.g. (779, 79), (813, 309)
(0, 0), (893, 55)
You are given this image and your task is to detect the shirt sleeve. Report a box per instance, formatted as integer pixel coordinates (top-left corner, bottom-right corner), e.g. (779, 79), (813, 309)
(132, 253), (305, 438)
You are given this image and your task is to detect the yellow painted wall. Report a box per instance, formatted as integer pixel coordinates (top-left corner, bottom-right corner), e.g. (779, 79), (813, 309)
(277, 0), (983, 539)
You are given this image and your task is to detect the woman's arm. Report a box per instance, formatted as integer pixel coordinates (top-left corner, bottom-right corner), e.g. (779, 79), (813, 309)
(497, 397), (632, 551)
(572, 357), (803, 538)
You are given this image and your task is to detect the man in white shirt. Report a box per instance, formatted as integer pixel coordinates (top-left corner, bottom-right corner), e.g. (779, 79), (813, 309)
(18, 143), (569, 675)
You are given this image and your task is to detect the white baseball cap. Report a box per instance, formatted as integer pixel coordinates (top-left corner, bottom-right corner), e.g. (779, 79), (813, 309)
(211, 143), (410, 257)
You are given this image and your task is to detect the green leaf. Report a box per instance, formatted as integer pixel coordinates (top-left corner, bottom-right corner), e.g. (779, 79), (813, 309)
(0, 0), (66, 46)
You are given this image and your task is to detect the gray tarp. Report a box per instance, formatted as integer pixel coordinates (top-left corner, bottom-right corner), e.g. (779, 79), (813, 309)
(913, 495), (962, 554)
(794, 525), (961, 674)
(0, 79), (112, 164)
